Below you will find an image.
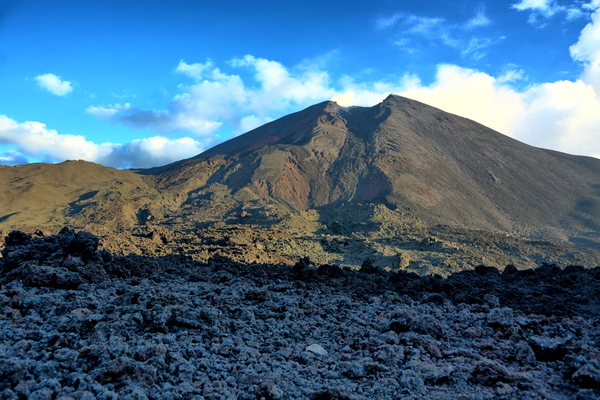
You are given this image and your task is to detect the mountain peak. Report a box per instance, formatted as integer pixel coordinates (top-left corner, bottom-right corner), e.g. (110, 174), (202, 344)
(198, 95), (447, 158)
(174, 95), (600, 241)
(197, 99), (344, 158)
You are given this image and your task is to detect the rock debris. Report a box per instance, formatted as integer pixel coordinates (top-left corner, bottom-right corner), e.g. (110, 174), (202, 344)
(1, 228), (600, 399)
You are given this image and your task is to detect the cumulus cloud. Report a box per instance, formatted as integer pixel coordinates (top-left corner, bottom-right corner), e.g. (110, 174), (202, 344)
(397, 65), (600, 159)
(376, 14), (402, 30)
(399, 65), (526, 136)
(85, 105), (119, 119)
(84, 52), (600, 159)
(174, 59), (215, 80)
(462, 37), (499, 60)
(96, 136), (205, 169)
(585, 0), (600, 10)
(86, 103), (207, 136)
(9, 50), (600, 167)
(10, 3), (600, 169)
(87, 18), (600, 163)
(512, 0), (558, 14)
(0, 115), (204, 168)
(497, 66), (526, 83)
(515, 80), (600, 156)
(0, 116), (105, 161)
(231, 55), (336, 112)
(404, 15), (446, 36)
(570, 5), (600, 92)
(88, 56), (338, 140)
(34, 73), (73, 96)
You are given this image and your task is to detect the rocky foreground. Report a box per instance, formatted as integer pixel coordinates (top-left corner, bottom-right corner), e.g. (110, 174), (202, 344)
(1, 229), (600, 399)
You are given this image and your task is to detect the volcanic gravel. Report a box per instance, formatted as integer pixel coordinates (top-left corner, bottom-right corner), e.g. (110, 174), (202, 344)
(1, 229), (600, 399)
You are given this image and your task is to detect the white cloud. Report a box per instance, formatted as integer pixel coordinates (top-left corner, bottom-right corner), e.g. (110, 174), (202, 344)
(34, 73), (73, 96)
(404, 15), (446, 36)
(96, 136), (205, 169)
(512, 0), (587, 25)
(462, 37), (497, 60)
(570, 6), (600, 92)
(0, 116), (104, 160)
(566, 8), (585, 20)
(85, 105), (119, 119)
(231, 55), (336, 113)
(87, 103), (200, 135)
(331, 74), (414, 106)
(174, 59), (215, 80)
(89, 43), (600, 162)
(89, 57), (338, 140)
(0, 149), (29, 166)
(11, 53), (600, 170)
(377, 11), (496, 59)
(0, 115), (204, 168)
(465, 7), (492, 29)
(397, 65), (600, 159)
(10, 2), (600, 169)
(515, 80), (600, 156)
(497, 66), (526, 83)
(399, 65), (526, 136)
(512, 0), (554, 13)
(376, 14), (402, 30)
(584, 0), (600, 11)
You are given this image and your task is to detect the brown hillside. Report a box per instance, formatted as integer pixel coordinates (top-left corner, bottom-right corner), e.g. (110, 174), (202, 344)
(0, 160), (165, 231)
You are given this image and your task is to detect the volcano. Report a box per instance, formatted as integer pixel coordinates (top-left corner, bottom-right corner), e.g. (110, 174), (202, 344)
(146, 94), (600, 242)
(1, 95), (599, 249)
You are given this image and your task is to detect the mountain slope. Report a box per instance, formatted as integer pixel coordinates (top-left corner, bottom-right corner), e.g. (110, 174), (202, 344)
(0, 160), (166, 231)
(0, 95), (599, 249)
(145, 95), (600, 242)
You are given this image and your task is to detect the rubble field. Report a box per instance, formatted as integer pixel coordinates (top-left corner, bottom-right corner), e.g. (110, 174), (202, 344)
(1, 228), (600, 399)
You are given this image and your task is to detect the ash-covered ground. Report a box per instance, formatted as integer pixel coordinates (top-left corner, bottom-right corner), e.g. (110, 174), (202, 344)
(1, 229), (600, 399)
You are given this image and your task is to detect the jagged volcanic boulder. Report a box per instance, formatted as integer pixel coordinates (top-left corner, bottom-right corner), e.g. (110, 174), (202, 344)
(0, 228), (106, 288)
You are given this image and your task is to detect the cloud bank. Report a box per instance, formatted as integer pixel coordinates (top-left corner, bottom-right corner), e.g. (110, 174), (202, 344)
(400, 66), (600, 159)
(34, 73), (73, 96)
(88, 57), (337, 139)
(399, 0), (600, 159)
(0, 115), (204, 168)
(88, 42), (600, 161)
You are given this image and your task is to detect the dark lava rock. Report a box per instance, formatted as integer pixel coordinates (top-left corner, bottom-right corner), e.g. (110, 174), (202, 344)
(0, 228), (105, 289)
(470, 359), (515, 386)
(0, 229), (600, 399)
(359, 258), (384, 275)
(529, 336), (568, 362)
(488, 307), (515, 328)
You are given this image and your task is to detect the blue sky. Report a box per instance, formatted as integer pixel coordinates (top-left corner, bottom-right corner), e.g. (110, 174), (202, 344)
(1, 0), (600, 168)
